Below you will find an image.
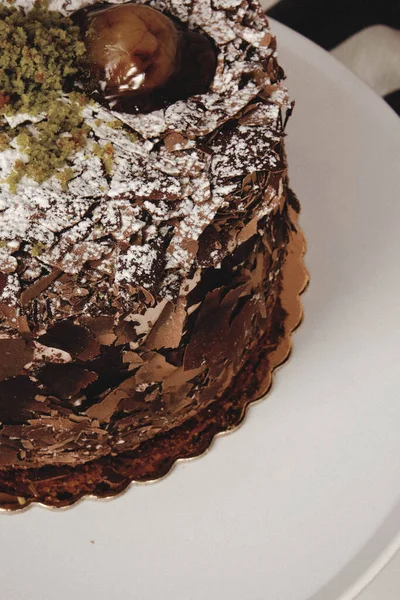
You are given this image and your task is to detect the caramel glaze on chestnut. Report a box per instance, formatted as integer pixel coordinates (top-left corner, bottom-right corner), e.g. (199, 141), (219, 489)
(74, 2), (218, 114)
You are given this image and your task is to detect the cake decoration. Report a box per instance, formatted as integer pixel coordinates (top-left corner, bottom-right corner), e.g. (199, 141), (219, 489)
(76, 2), (218, 113)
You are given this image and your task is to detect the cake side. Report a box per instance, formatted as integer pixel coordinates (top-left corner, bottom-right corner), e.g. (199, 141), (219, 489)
(0, 198), (306, 510)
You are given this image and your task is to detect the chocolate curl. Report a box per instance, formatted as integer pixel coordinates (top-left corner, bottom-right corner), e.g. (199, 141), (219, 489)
(20, 268), (62, 307)
(80, 316), (117, 346)
(38, 364), (98, 400)
(0, 339), (33, 381)
(39, 321), (101, 361)
(146, 297), (187, 350)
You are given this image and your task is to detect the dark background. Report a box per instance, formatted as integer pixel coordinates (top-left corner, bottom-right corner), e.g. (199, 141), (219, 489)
(265, 0), (400, 115)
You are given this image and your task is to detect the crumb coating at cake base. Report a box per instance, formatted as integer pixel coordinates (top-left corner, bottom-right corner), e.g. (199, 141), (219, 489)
(0, 0), (299, 504)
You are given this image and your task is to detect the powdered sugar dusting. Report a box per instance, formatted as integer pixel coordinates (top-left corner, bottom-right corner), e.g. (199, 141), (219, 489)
(0, 0), (290, 323)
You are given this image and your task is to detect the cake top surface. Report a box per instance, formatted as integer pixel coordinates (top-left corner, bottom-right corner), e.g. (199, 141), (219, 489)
(0, 0), (289, 330)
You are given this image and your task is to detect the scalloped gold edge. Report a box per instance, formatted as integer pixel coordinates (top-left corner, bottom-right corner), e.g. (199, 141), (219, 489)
(0, 209), (308, 513)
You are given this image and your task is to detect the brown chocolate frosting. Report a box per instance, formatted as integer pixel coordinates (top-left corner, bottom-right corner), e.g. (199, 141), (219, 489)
(0, 0), (303, 508)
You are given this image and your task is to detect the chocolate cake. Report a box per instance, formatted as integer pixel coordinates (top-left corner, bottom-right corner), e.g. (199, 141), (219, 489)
(0, 0), (306, 510)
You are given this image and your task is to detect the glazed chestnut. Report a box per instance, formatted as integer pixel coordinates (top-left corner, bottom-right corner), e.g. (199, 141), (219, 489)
(84, 4), (178, 98)
(76, 2), (217, 114)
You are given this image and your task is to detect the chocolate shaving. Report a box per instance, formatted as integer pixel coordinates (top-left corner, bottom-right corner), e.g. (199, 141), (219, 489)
(0, 273), (7, 296)
(134, 352), (177, 385)
(80, 316), (117, 346)
(146, 298), (187, 350)
(184, 279), (252, 372)
(0, 376), (50, 424)
(20, 269), (62, 307)
(86, 389), (127, 423)
(39, 321), (101, 361)
(38, 364), (98, 400)
(0, 339), (33, 381)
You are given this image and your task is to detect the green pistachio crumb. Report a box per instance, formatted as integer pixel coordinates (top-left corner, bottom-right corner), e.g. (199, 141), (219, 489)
(108, 120), (123, 130)
(0, 2), (85, 117)
(6, 100), (89, 188)
(31, 241), (46, 257)
(93, 141), (115, 176)
(0, 3), (94, 190)
(0, 133), (10, 151)
(127, 131), (138, 143)
(56, 166), (75, 190)
(0, 4), (138, 192)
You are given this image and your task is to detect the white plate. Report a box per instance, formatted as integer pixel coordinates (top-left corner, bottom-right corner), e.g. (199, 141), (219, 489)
(1, 19), (400, 600)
